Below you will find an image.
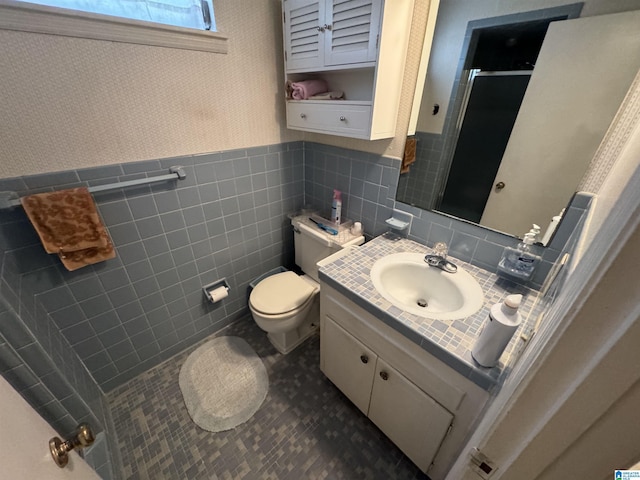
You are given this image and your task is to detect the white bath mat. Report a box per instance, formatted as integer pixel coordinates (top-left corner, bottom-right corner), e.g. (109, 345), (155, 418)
(179, 336), (268, 432)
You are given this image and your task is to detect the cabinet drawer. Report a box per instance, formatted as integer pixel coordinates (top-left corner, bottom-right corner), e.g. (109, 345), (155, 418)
(287, 102), (371, 137)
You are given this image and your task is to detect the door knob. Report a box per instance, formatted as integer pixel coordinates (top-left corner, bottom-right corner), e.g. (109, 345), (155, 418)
(360, 354), (369, 364)
(339, 116), (346, 122)
(495, 181), (505, 190)
(50, 423), (95, 468)
(379, 371), (389, 381)
(300, 113), (306, 119)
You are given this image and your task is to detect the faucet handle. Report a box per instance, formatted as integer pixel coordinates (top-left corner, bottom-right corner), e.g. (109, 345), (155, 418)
(433, 242), (448, 258)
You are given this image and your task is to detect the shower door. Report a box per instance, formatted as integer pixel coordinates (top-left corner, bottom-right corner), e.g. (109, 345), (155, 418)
(437, 71), (531, 223)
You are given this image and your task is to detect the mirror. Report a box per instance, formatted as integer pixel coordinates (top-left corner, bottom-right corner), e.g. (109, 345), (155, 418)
(399, 1), (640, 242)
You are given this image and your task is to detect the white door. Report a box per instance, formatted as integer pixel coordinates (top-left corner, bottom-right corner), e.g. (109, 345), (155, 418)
(368, 358), (454, 473)
(324, 0), (382, 66)
(480, 11), (640, 235)
(283, 0), (326, 71)
(0, 376), (100, 479)
(320, 315), (377, 415)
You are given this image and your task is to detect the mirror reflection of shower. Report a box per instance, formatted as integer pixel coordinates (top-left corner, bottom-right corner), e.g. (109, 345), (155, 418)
(434, 18), (557, 224)
(437, 70), (531, 223)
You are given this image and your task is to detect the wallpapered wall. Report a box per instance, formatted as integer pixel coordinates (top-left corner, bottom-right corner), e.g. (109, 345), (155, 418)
(0, 0), (432, 179)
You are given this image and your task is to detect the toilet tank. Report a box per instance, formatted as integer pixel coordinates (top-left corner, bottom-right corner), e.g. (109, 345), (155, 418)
(292, 216), (363, 282)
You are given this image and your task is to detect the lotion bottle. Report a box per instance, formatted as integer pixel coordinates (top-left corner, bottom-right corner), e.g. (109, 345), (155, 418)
(472, 294), (523, 367)
(331, 189), (342, 225)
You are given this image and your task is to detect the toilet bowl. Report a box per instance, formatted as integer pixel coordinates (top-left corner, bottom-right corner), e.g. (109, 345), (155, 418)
(249, 214), (365, 354)
(249, 271), (320, 354)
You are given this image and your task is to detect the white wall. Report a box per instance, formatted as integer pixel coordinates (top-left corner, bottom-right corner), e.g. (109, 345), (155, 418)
(416, 0), (640, 134)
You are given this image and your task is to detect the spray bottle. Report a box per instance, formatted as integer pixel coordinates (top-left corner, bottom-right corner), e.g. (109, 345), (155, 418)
(331, 189), (342, 225)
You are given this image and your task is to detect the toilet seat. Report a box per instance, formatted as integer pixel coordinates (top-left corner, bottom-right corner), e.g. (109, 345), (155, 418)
(250, 271), (316, 315)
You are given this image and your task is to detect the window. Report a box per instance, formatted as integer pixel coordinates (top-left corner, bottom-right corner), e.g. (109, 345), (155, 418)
(16, 0), (216, 31)
(1, 0), (226, 53)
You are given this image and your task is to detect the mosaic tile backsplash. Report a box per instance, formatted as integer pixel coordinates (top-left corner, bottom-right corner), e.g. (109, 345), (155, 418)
(319, 233), (544, 390)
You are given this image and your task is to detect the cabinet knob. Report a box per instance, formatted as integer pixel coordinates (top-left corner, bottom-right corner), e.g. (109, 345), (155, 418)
(495, 181), (506, 190)
(316, 26), (325, 32)
(379, 371), (389, 381)
(324, 24), (332, 31)
(360, 354), (369, 364)
(300, 113), (306, 119)
(339, 116), (346, 122)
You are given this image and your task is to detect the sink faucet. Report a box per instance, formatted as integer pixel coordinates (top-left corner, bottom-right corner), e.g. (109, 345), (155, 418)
(424, 242), (458, 273)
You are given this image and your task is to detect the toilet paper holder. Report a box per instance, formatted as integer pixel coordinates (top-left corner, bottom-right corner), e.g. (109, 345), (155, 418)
(203, 278), (230, 304)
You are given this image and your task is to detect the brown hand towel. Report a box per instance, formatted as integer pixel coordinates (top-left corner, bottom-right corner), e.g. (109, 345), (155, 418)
(20, 187), (116, 271)
(401, 137), (417, 174)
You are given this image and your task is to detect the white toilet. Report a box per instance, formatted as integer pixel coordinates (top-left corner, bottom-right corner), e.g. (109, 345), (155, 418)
(249, 215), (364, 354)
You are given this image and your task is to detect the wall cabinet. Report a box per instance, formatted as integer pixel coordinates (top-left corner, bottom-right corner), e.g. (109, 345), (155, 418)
(282, 0), (415, 140)
(320, 283), (490, 479)
(283, 0), (381, 71)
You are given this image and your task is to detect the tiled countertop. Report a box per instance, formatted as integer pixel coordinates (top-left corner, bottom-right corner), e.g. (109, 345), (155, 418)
(318, 233), (544, 391)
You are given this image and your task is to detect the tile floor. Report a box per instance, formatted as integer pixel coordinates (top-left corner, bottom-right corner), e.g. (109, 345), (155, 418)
(108, 317), (430, 480)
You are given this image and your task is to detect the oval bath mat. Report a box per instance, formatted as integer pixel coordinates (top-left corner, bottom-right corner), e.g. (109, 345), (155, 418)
(179, 336), (268, 432)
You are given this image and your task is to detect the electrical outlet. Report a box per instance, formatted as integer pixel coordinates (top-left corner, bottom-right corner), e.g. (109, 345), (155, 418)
(469, 447), (497, 479)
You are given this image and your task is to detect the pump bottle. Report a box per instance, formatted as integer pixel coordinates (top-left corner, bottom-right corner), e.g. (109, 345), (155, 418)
(472, 294), (523, 367)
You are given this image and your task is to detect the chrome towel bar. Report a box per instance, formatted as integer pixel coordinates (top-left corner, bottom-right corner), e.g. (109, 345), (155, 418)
(0, 166), (186, 209)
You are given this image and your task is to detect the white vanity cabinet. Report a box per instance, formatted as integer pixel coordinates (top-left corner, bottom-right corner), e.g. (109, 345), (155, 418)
(320, 283), (490, 479)
(282, 0), (414, 140)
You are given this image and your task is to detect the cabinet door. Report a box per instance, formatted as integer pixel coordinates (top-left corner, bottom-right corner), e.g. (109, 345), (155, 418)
(321, 315), (377, 415)
(283, 0), (326, 71)
(369, 358), (454, 473)
(324, 0), (382, 66)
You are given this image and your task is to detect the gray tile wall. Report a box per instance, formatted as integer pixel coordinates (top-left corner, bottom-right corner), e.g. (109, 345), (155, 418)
(0, 138), (589, 480)
(303, 142), (590, 290)
(396, 131), (446, 208)
(0, 142), (303, 393)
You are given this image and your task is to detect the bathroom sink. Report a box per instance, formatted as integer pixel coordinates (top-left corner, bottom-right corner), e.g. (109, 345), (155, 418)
(370, 252), (484, 320)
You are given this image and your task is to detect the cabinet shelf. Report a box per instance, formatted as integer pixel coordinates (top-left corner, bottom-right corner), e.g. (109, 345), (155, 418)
(286, 99), (372, 106)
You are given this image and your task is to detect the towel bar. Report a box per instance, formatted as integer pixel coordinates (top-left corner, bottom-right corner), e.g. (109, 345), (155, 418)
(0, 166), (186, 209)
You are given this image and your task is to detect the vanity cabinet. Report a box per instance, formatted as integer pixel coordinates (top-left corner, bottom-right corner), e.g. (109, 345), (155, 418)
(320, 283), (490, 479)
(282, 0), (414, 140)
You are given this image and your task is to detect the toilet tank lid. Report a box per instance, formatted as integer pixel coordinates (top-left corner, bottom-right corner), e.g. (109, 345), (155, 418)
(250, 271), (316, 315)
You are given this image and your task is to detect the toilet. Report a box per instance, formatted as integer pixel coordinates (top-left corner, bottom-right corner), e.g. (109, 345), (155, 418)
(249, 215), (364, 354)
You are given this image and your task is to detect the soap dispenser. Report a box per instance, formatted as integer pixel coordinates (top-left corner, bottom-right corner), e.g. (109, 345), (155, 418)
(497, 228), (541, 281)
(472, 294), (523, 367)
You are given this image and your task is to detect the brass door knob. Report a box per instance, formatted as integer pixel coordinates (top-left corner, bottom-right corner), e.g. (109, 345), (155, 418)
(50, 423), (95, 468)
(495, 181), (506, 190)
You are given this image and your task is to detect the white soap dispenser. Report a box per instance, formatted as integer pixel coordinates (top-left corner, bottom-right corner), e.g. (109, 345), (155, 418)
(472, 294), (523, 367)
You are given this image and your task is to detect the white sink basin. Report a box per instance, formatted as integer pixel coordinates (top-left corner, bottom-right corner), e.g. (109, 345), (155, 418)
(370, 252), (484, 320)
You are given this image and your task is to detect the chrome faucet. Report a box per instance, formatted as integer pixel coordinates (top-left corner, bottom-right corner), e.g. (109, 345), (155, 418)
(424, 242), (458, 273)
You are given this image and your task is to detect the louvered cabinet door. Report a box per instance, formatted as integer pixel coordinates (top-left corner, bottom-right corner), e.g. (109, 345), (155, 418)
(283, 0), (326, 71)
(324, 0), (382, 66)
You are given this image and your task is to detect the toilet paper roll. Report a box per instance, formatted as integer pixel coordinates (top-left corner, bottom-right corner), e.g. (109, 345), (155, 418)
(208, 286), (229, 303)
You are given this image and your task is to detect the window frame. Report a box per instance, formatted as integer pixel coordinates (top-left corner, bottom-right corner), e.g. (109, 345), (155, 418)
(0, 0), (228, 54)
